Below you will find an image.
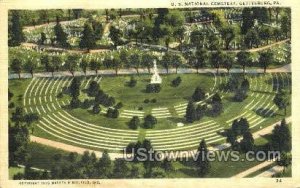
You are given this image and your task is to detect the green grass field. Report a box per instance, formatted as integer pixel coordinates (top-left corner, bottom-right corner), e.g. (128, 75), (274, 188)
(8, 72), (291, 152)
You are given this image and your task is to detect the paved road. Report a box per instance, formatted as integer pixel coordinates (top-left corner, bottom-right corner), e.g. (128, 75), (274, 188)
(8, 64), (291, 79)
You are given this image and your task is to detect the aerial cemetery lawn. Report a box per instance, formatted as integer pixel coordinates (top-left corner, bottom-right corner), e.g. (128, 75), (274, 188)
(8, 8), (292, 179)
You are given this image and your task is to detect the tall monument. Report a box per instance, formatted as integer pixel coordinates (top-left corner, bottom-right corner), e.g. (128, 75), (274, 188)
(150, 60), (162, 84)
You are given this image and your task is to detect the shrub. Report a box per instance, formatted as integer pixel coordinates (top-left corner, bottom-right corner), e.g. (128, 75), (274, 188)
(106, 108), (119, 118)
(128, 116), (140, 130)
(192, 87), (205, 102)
(92, 104), (101, 114)
(171, 76), (182, 87)
(144, 115), (157, 129)
(128, 76), (137, 87)
(82, 99), (91, 109)
(146, 84), (161, 93)
(115, 102), (123, 109)
(151, 99), (157, 103)
(87, 81), (100, 97)
(138, 106), (143, 111)
(144, 99), (150, 103)
(70, 97), (80, 108)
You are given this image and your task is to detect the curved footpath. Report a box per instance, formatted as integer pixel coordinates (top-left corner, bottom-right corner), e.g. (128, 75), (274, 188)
(9, 63), (291, 79)
(30, 116), (291, 160)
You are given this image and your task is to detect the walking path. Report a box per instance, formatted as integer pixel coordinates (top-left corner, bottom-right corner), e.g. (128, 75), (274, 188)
(231, 160), (276, 178)
(30, 117), (291, 160)
(8, 64), (291, 79)
(256, 165), (284, 177)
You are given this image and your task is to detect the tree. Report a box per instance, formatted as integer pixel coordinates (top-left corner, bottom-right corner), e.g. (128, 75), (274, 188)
(244, 29), (260, 48)
(195, 104), (206, 121)
(11, 59), (23, 79)
(40, 55), (50, 72)
(90, 59), (101, 75)
(54, 22), (69, 47)
(128, 116), (140, 130)
(109, 26), (123, 48)
(65, 55), (79, 76)
(174, 27), (185, 51)
(80, 59), (88, 75)
(160, 24), (172, 51)
(172, 54), (182, 74)
(150, 167), (166, 178)
(259, 26), (272, 44)
(196, 139), (210, 177)
(185, 101), (196, 123)
(210, 93), (223, 116)
(73, 9), (83, 19)
(277, 152), (292, 172)
(192, 87), (205, 102)
(270, 119), (291, 152)
(96, 150), (112, 178)
(11, 107), (24, 124)
(207, 33), (221, 50)
(9, 123), (30, 166)
(210, 49), (224, 74)
(241, 8), (254, 35)
(161, 53), (172, 74)
(141, 53), (155, 74)
(273, 90), (289, 115)
(51, 55), (62, 74)
(69, 77), (81, 99)
(111, 55), (122, 75)
(23, 113), (39, 133)
(24, 59), (37, 78)
(9, 11), (24, 46)
(259, 51), (274, 73)
(226, 129), (237, 146)
(79, 23), (96, 51)
(87, 81), (100, 97)
(190, 30), (205, 48)
(129, 53), (141, 74)
(220, 25), (236, 50)
(162, 158), (174, 173)
(223, 53), (234, 73)
(273, 27), (281, 42)
(280, 13), (291, 38)
(237, 50), (252, 74)
(144, 115), (157, 129)
(240, 131), (254, 152)
(194, 48), (208, 73)
(113, 159), (131, 178)
(253, 7), (269, 23)
(130, 163), (145, 178)
(40, 32), (47, 45)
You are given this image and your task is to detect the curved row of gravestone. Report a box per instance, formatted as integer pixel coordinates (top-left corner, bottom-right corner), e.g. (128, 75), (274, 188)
(24, 76), (139, 151)
(144, 73), (290, 151)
